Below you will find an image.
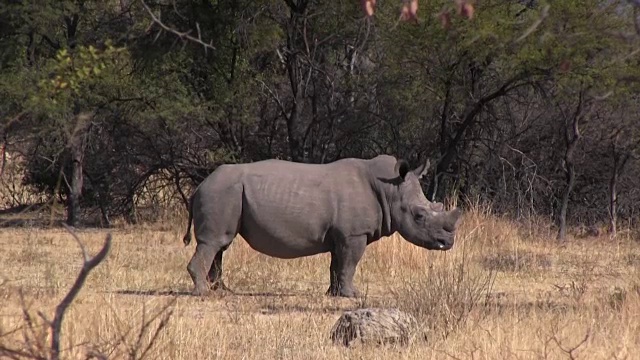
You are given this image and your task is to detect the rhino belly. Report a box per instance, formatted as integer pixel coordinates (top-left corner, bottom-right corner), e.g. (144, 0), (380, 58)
(239, 223), (330, 259)
(239, 195), (333, 259)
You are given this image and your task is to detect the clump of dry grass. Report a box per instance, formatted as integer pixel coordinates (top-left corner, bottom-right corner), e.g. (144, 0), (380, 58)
(391, 239), (496, 344)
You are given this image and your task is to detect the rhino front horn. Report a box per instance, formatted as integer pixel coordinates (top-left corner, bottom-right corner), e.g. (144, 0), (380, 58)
(445, 208), (463, 232)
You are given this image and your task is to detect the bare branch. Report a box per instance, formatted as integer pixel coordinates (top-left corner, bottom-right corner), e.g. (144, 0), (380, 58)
(0, 140), (6, 180)
(258, 79), (290, 122)
(62, 223), (89, 262)
(593, 90), (614, 102)
(514, 4), (550, 43)
(50, 229), (112, 360)
(0, 111), (27, 179)
(634, 6), (640, 36)
(0, 345), (40, 360)
(135, 299), (176, 360)
(552, 328), (591, 360)
(140, 0), (216, 54)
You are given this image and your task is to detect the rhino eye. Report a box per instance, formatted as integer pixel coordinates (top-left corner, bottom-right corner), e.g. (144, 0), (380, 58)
(414, 209), (427, 222)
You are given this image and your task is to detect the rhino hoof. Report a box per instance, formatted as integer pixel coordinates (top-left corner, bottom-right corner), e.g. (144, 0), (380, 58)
(326, 287), (360, 298)
(191, 286), (211, 297)
(212, 281), (234, 294)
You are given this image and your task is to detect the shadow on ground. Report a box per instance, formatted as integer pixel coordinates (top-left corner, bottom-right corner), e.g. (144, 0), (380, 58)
(258, 302), (353, 315)
(111, 289), (312, 298)
(112, 289), (193, 297)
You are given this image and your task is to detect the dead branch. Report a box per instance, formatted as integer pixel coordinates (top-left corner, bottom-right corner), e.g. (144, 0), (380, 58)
(552, 328), (591, 360)
(0, 111), (27, 179)
(129, 299), (175, 360)
(514, 4), (550, 43)
(1, 203), (172, 360)
(50, 225), (112, 360)
(0, 140), (6, 179)
(0, 290), (49, 359)
(140, 0), (216, 54)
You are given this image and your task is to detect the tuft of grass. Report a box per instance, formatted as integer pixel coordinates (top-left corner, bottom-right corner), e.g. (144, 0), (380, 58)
(392, 241), (497, 344)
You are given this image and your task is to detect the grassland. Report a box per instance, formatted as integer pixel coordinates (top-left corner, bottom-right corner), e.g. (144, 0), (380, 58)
(1, 205), (639, 359)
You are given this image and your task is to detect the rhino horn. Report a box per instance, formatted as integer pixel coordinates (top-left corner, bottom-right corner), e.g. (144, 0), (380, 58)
(444, 208), (463, 232)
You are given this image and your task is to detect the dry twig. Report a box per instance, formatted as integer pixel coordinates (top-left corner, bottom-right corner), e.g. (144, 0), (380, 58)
(50, 225), (112, 360)
(0, 227), (112, 360)
(140, 0), (216, 54)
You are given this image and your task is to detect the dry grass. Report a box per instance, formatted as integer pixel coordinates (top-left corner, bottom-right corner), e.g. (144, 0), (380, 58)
(1, 204), (640, 359)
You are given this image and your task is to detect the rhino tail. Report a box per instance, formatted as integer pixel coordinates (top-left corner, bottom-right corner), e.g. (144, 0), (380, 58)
(182, 193), (194, 246)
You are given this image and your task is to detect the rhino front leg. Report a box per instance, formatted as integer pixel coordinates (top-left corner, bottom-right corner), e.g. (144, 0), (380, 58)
(326, 236), (367, 298)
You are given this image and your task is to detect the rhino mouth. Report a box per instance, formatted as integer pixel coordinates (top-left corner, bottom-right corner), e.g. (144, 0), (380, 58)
(435, 238), (453, 250)
(429, 209), (461, 251)
(432, 230), (455, 250)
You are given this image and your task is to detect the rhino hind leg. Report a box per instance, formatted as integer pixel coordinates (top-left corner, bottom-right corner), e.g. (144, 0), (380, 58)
(187, 183), (242, 296)
(207, 248), (232, 292)
(187, 235), (235, 296)
(188, 243), (220, 296)
(326, 236), (367, 298)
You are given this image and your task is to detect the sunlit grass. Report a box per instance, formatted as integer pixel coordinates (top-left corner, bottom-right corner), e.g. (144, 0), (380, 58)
(1, 203), (639, 359)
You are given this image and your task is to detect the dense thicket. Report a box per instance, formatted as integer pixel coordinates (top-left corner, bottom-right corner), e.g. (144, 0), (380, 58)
(1, 0), (640, 239)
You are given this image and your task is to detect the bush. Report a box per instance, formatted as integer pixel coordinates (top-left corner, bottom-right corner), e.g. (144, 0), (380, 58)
(392, 235), (497, 343)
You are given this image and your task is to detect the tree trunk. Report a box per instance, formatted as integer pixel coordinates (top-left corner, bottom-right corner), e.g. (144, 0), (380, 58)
(65, 112), (92, 227)
(98, 194), (111, 227)
(557, 95), (586, 242)
(557, 156), (576, 242)
(428, 79), (452, 201)
(555, 87), (608, 242)
(66, 145), (84, 226)
(608, 148), (630, 238)
(126, 198), (138, 225)
(82, 171), (111, 227)
(285, 43), (305, 161)
(287, 98), (306, 162)
(283, 0), (310, 163)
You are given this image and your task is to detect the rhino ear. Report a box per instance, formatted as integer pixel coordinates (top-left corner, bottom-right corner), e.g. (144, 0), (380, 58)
(430, 202), (444, 212)
(394, 159), (410, 179)
(412, 159), (430, 179)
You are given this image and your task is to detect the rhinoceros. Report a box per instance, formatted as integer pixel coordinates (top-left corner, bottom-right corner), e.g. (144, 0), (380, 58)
(182, 154), (462, 297)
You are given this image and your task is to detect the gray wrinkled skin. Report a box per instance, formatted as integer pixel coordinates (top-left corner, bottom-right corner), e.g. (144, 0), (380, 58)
(182, 155), (463, 297)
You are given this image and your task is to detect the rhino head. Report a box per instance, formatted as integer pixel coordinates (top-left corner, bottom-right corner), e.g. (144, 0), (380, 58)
(389, 158), (462, 251)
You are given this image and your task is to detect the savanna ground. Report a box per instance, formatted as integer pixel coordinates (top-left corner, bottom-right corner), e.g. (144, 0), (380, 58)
(1, 204), (639, 359)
